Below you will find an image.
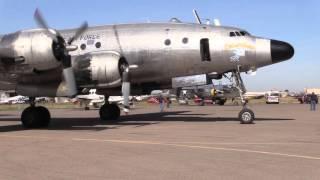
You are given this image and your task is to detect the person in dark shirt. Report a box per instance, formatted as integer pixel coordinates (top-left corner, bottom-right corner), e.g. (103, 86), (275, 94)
(310, 92), (318, 111)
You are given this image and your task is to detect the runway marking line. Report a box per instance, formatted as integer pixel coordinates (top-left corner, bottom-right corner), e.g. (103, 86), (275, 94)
(179, 142), (314, 145)
(73, 138), (320, 161)
(1, 134), (320, 161)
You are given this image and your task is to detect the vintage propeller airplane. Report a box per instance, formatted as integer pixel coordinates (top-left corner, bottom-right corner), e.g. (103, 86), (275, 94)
(0, 9), (294, 128)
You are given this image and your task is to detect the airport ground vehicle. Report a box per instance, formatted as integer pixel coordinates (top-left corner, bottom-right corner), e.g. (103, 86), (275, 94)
(265, 91), (280, 104)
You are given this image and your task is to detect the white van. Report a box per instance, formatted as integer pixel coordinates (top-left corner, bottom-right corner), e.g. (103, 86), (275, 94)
(265, 91), (280, 104)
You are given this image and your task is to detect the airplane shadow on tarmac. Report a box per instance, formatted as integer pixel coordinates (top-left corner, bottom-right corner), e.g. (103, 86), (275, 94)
(0, 111), (295, 133)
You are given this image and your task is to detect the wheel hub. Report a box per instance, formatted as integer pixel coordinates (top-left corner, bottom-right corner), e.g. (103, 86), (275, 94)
(242, 112), (252, 122)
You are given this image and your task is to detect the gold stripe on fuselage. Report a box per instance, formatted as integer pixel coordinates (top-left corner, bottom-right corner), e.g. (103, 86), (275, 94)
(225, 43), (256, 50)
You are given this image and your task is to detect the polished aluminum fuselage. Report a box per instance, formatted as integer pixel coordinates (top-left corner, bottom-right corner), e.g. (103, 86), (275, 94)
(63, 22), (271, 84)
(0, 22), (273, 95)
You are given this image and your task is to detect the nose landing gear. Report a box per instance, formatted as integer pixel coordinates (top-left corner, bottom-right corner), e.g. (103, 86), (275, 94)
(21, 97), (51, 128)
(238, 108), (255, 124)
(230, 66), (255, 124)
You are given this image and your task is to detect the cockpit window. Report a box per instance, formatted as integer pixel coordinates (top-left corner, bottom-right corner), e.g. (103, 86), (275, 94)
(240, 31), (250, 36)
(230, 31), (251, 37)
(229, 32), (236, 37)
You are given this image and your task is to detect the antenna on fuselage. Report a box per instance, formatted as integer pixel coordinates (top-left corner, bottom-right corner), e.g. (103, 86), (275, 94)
(193, 9), (221, 26)
(193, 9), (202, 24)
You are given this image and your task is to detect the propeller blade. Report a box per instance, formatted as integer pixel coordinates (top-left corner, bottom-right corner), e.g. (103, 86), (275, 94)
(34, 8), (58, 42)
(34, 8), (49, 29)
(62, 67), (77, 97)
(121, 67), (130, 112)
(61, 55), (77, 96)
(33, 8), (86, 97)
(68, 22), (88, 45)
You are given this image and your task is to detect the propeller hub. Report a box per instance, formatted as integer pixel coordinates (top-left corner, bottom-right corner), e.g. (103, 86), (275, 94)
(52, 35), (67, 62)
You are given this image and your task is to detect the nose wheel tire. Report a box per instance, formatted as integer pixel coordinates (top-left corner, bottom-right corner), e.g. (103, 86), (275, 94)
(99, 104), (121, 121)
(238, 108), (255, 124)
(21, 106), (51, 128)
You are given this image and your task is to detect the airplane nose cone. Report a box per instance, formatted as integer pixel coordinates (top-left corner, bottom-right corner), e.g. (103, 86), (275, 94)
(271, 40), (294, 63)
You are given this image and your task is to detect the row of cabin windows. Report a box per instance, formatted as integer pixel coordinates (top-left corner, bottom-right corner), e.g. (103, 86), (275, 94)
(164, 38), (211, 61)
(164, 37), (189, 46)
(229, 31), (250, 37)
(79, 31), (250, 50)
(79, 38), (211, 62)
(80, 42), (101, 50)
(80, 38), (189, 50)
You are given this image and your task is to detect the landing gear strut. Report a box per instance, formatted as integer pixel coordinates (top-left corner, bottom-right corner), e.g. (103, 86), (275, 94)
(231, 66), (255, 124)
(21, 97), (51, 128)
(99, 95), (120, 121)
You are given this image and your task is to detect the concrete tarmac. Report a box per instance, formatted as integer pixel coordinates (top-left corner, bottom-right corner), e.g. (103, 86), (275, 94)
(0, 104), (320, 180)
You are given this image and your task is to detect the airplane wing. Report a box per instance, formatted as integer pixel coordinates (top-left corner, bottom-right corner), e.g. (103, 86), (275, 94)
(0, 80), (16, 91)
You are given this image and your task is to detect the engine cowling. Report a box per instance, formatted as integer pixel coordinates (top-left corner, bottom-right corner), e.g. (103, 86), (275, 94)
(15, 51), (126, 97)
(0, 29), (61, 71)
(73, 51), (127, 88)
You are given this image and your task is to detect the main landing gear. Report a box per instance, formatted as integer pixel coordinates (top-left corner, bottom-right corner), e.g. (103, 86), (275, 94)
(229, 67), (255, 124)
(99, 95), (121, 121)
(21, 95), (121, 128)
(21, 97), (51, 128)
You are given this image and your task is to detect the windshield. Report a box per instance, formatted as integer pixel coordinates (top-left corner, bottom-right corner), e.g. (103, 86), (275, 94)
(229, 30), (251, 37)
(240, 31), (251, 36)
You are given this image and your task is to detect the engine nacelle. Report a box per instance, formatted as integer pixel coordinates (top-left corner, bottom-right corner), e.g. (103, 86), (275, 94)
(17, 81), (75, 97)
(74, 51), (126, 88)
(0, 29), (61, 71)
(207, 73), (223, 80)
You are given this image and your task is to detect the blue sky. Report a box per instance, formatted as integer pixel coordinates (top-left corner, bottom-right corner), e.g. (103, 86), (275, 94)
(0, 0), (319, 92)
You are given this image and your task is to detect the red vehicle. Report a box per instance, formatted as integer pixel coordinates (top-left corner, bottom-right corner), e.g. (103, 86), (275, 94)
(194, 95), (227, 106)
(194, 97), (213, 105)
(147, 97), (160, 104)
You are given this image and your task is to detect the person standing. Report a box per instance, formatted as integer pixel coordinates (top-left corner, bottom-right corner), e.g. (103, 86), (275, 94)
(310, 92), (318, 111)
(159, 95), (164, 112)
(166, 97), (171, 108)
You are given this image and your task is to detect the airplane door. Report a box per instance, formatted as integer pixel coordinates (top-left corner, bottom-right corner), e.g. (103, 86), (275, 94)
(200, 38), (211, 61)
